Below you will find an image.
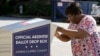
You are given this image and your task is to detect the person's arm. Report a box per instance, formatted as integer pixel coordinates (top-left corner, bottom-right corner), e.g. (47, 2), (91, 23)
(56, 27), (90, 39)
(55, 31), (71, 42)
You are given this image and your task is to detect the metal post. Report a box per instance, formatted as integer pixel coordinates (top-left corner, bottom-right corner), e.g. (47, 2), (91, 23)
(52, 0), (57, 21)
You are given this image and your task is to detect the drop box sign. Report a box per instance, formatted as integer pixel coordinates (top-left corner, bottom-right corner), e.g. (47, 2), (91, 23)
(13, 24), (50, 56)
(1, 18), (50, 56)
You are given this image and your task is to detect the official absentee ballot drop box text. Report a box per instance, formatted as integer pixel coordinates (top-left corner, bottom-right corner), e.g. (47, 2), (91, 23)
(0, 18), (50, 56)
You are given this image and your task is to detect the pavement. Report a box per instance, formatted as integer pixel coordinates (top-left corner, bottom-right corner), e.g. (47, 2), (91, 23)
(0, 16), (100, 56)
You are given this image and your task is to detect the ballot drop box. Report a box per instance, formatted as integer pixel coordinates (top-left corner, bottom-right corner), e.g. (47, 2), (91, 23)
(0, 18), (50, 56)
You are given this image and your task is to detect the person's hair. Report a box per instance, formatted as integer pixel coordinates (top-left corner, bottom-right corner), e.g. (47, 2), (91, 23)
(65, 2), (82, 15)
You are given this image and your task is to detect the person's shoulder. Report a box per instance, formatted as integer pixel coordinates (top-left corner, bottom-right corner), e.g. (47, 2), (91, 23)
(84, 15), (96, 23)
(84, 15), (95, 20)
(85, 15), (94, 19)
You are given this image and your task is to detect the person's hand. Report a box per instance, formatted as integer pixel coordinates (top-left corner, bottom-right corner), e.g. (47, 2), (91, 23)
(55, 31), (71, 42)
(55, 30), (60, 38)
(56, 27), (63, 32)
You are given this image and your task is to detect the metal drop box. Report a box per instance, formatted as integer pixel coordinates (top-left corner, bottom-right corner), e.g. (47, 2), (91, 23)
(0, 18), (51, 56)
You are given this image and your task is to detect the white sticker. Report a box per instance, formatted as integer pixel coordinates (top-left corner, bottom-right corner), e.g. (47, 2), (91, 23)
(57, 2), (63, 7)
(61, 0), (74, 2)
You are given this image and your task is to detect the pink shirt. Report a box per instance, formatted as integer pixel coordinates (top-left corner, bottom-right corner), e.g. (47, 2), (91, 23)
(68, 15), (100, 56)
